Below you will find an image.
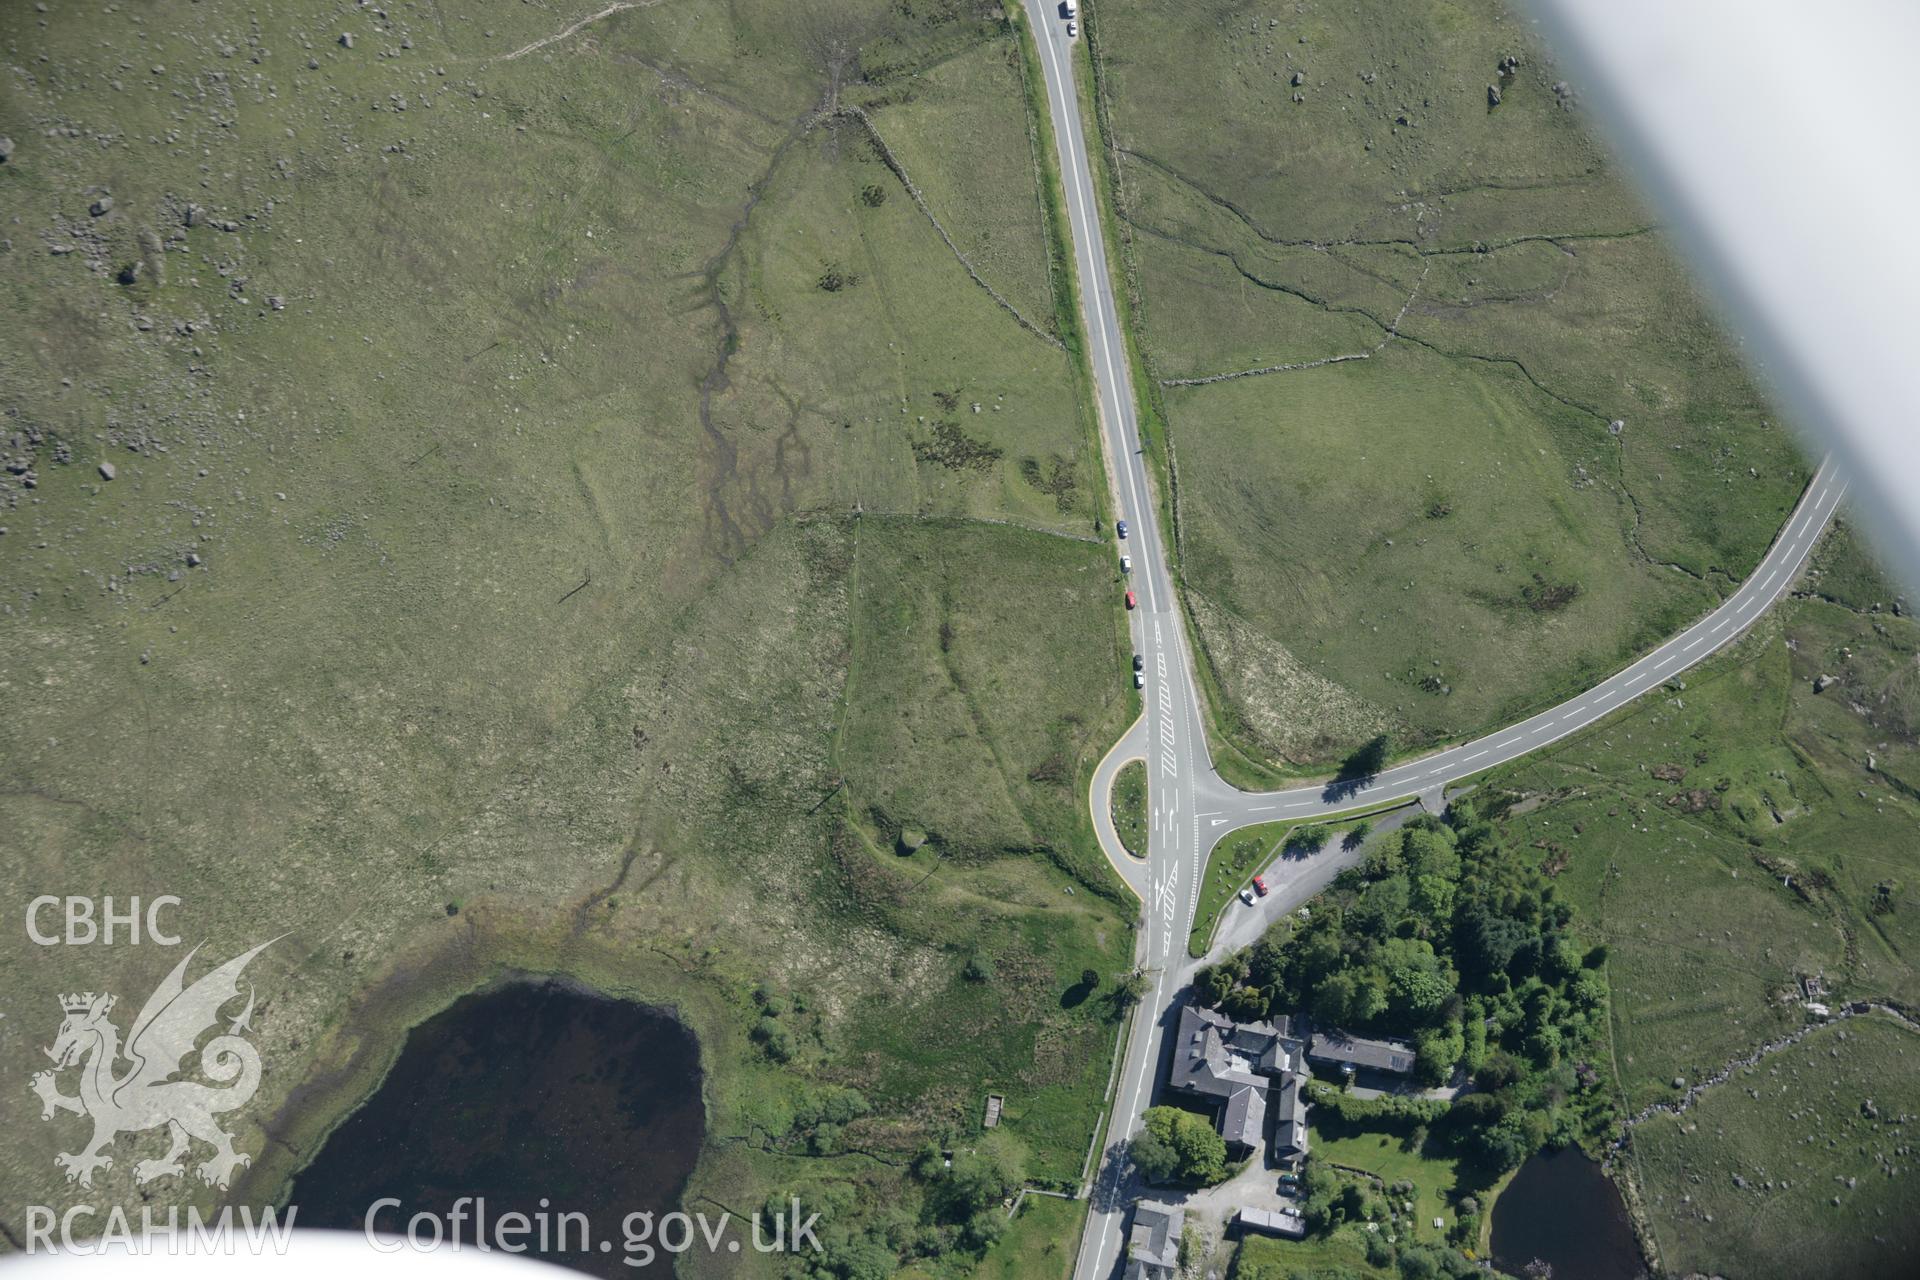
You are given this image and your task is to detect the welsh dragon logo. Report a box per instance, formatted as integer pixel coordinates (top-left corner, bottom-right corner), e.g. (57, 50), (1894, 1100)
(29, 939), (276, 1190)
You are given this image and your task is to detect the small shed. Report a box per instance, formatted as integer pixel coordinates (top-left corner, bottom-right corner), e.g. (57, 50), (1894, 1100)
(983, 1094), (1004, 1129)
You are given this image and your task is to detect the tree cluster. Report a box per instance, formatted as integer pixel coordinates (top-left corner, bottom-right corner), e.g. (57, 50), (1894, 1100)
(1194, 804), (1618, 1171)
(1129, 1105), (1231, 1185)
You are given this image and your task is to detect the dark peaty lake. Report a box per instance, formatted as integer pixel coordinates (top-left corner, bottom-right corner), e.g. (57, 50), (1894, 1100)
(1491, 1147), (1644, 1280)
(288, 979), (704, 1277)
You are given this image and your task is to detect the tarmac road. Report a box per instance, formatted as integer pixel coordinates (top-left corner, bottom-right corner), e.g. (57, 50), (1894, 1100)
(1017, 5), (1843, 1276)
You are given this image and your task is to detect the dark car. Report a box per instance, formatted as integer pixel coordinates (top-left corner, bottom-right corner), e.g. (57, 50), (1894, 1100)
(1116, 519), (1129, 539)
(1133, 654), (1145, 672)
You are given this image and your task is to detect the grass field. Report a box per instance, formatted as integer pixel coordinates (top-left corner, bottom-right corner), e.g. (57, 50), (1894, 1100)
(1470, 519), (1920, 1275)
(838, 517), (1129, 873)
(966, 1194), (1083, 1280)
(1233, 1227), (1385, 1279)
(1110, 758), (1148, 857)
(1312, 1127), (1470, 1249)
(1485, 522), (1920, 1113)
(1085, 0), (1812, 770)
(1629, 1013), (1920, 1280)
(0, 1), (1129, 1272)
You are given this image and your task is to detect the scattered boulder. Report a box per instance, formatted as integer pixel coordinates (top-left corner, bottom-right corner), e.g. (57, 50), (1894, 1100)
(98, 461), (116, 481)
(0, 135), (16, 163)
(339, 32), (354, 48)
(1291, 69), (1305, 86)
(185, 550), (203, 567)
(90, 195), (114, 217)
(1652, 763), (1687, 782)
(1487, 84), (1502, 107)
(1499, 54), (1521, 74)
(1814, 674), (1839, 693)
(184, 203), (206, 228)
(1610, 418), (1626, 435)
(1667, 789), (1720, 813)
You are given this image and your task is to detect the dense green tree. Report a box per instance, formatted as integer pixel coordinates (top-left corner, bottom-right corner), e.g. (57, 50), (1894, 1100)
(1410, 873), (1456, 921)
(1365, 1230), (1396, 1268)
(1401, 826), (1462, 882)
(1135, 1106), (1230, 1185)
(1314, 969), (1386, 1027)
(1220, 983), (1269, 1023)
(1289, 822), (1333, 854)
(1398, 1249), (1440, 1280)
(928, 1130), (1024, 1232)
(959, 1210), (1003, 1251)
(1349, 874), (1410, 937)
(1413, 1021), (1464, 1086)
(1571, 968), (1609, 1011)
(1128, 1126), (1179, 1184)
(1456, 906), (1532, 982)
(754, 1017), (797, 1062)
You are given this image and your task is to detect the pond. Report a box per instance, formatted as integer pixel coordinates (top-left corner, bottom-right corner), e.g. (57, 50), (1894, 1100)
(1490, 1147), (1644, 1280)
(288, 978), (705, 1276)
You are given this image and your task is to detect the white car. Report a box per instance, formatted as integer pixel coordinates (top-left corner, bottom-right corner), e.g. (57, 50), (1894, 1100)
(1120, 554), (1132, 573)
(1239, 888), (1257, 907)
(1134, 671), (1145, 689)
(1067, 19), (1077, 37)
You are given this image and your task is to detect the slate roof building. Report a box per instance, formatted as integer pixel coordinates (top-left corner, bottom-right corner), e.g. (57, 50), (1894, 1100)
(1272, 1070), (1309, 1160)
(1125, 1201), (1184, 1280)
(1235, 1204), (1308, 1238)
(1168, 1004), (1312, 1162)
(1306, 1030), (1417, 1079)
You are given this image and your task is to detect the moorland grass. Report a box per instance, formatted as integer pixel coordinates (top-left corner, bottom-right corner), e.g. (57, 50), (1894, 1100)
(1085, 0), (1812, 769)
(0, 2), (1131, 1272)
(1475, 522), (1920, 1275)
(1628, 1013), (1920, 1280)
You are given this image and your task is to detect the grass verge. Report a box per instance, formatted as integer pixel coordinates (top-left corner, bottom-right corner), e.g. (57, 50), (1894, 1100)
(1110, 758), (1147, 857)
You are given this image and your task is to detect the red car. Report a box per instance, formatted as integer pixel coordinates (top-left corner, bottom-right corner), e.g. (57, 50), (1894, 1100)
(1124, 589), (1137, 610)
(1251, 874), (1270, 897)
